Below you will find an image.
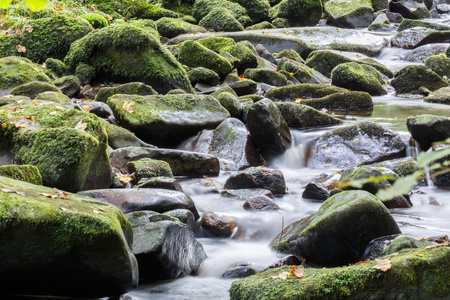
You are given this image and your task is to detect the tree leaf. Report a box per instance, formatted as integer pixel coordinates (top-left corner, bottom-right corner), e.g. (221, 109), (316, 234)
(122, 101), (135, 113)
(417, 147), (450, 167)
(290, 266), (305, 279)
(74, 120), (87, 131)
(116, 173), (133, 184)
(376, 171), (421, 201)
(0, 187), (25, 196)
(373, 258), (391, 272)
(25, 0), (47, 11)
(39, 192), (58, 199)
(16, 44), (26, 53)
(0, 0), (13, 10)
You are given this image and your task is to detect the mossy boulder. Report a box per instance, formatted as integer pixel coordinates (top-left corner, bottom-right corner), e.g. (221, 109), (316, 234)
(389, 0), (432, 19)
(156, 17), (206, 39)
(265, 83), (345, 102)
(270, 0), (323, 27)
(80, 12), (109, 29)
(199, 7), (245, 32)
(424, 54), (450, 78)
(215, 92), (243, 118)
(104, 122), (154, 149)
(406, 114), (450, 151)
(231, 0), (271, 23)
(10, 81), (60, 99)
(0, 101), (112, 192)
(324, 0), (374, 28)
(64, 24), (193, 94)
(86, 0), (178, 20)
(95, 82), (157, 104)
(222, 42), (259, 73)
(246, 21), (276, 30)
(391, 28), (450, 49)
(127, 158), (174, 181)
(301, 91), (373, 112)
(391, 65), (448, 95)
(309, 122), (406, 168)
(228, 79), (258, 96)
(397, 18), (450, 32)
(0, 176), (138, 298)
(0, 14), (93, 62)
(243, 68), (288, 87)
(230, 244), (450, 299)
(34, 91), (71, 104)
(429, 144), (450, 188)
(75, 63), (96, 85)
(424, 86), (450, 104)
(192, 0), (251, 26)
(197, 37), (236, 53)
(224, 167), (286, 195)
(178, 40), (233, 78)
(269, 190), (401, 267)
(44, 58), (66, 77)
(371, 157), (421, 178)
(0, 164), (42, 185)
(54, 75), (81, 98)
(331, 62), (387, 96)
(188, 67), (220, 86)
(273, 49), (305, 63)
(275, 102), (343, 129)
(277, 58), (322, 84)
(107, 94), (229, 147)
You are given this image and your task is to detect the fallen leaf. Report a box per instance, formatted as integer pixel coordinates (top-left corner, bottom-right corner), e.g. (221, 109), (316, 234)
(3, 94), (13, 98)
(294, 98), (304, 104)
(39, 192), (58, 199)
(54, 188), (69, 199)
(373, 258), (391, 272)
(60, 207), (67, 211)
(0, 188), (25, 195)
(25, 115), (34, 120)
(1, 123), (7, 128)
(75, 120), (88, 131)
(426, 240), (449, 249)
(93, 210), (100, 214)
(416, 253), (423, 257)
(53, 105), (63, 110)
(116, 173), (133, 184)
(354, 259), (370, 265)
(82, 105), (90, 113)
(98, 207), (106, 212)
(290, 266), (305, 279)
(122, 101), (135, 113)
(16, 44), (26, 53)
(24, 25), (33, 33)
(4, 28), (15, 37)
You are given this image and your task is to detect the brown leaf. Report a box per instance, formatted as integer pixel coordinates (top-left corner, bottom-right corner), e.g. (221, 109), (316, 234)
(0, 188), (25, 196)
(39, 192), (58, 199)
(373, 258), (391, 272)
(290, 266), (305, 279)
(122, 101), (135, 113)
(269, 272), (289, 280)
(426, 240), (449, 249)
(54, 188), (69, 199)
(116, 173), (133, 184)
(74, 120), (88, 131)
(4, 28), (15, 37)
(24, 25), (33, 33)
(16, 44), (26, 53)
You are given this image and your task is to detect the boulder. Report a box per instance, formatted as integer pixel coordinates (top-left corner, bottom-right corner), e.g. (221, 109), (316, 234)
(10, 81), (60, 99)
(126, 211), (206, 280)
(424, 54), (450, 78)
(405, 43), (449, 63)
(243, 195), (280, 211)
(214, 92), (243, 118)
(163, 209), (195, 231)
(222, 263), (257, 278)
(389, 0), (432, 19)
(80, 12), (109, 29)
(246, 21), (276, 30)
(35, 91), (71, 104)
(270, 0), (323, 27)
(275, 102), (342, 129)
(277, 58), (326, 84)
(302, 172), (341, 201)
(265, 83), (344, 102)
(156, 17), (206, 39)
(54, 75), (81, 98)
(309, 122), (406, 169)
(78, 188), (199, 219)
(105, 122), (155, 149)
(228, 80), (258, 96)
(429, 144), (450, 188)
(0, 164), (42, 185)
(391, 65), (448, 95)
(324, 0), (374, 28)
(45, 58), (67, 77)
(371, 156), (421, 177)
(200, 212), (237, 237)
(274, 49), (305, 62)
(106, 93), (230, 147)
(64, 24), (193, 94)
(192, 0), (251, 26)
(269, 190), (401, 267)
(224, 167), (286, 195)
(199, 8), (245, 32)
(127, 158), (173, 181)
(391, 28), (450, 49)
(245, 99), (292, 161)
(95, 82), (157, 104)
(243, 69), (288, 87)
(368, 13), (392, 31)
(406, 114), (450, 151)
(0, 176), (138, 298)
(397, 19), (450, 32)
(221, 42), (259, 74)
(425, 86), (450, 104)
(135, 177), (183, 192)
(231, 0), (271, 23)
(188, 67), (220, 86)
(300, 91), (373, 112)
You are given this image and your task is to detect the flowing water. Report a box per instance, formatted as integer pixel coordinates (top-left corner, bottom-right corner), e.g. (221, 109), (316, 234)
(127, 33), (450, 300)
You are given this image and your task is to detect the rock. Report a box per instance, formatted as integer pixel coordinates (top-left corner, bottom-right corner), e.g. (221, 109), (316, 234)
(425, 86), (450, 104)
(269, 190), (401, 267)
(255, 44), (278, 65)
(95, 82), (157, 104)
(275, 102), (343, 129)
(424, 54), (450, 78)
(301, 91), (373, 112)
(246, 21), (276, 30)
(222, 41), (259, 74)
(309, 122), (406, 169)
(243, 69), (287, 87)
(135, 177), (183, 192)
(224, 167), (286, 195)
(397, 18), (450, 32)
(265, 83), (344, 102)
(220, 188), (274, 200)
(277, 58), (326, 84)
(107, 93), (230, 147)
(200, 212), (237, 237)
(391, 28), (450, 49)
(156, 17), (206, 39)
(406, 114), (450, 151)
(386, 11), (404, 23)
(302, 172), (341, 201)
(271, 17), (290, 28)
(228, 79), (258, 96)
(222, 263), (257, 278)
(192, 0), (251, 27)
(54, 75), (80, 98)
(64, 24), (193, 94)
(214, 92), (243, 118)
(0, 14), (93, 62)
(197, 36), (237, 53)
(127, 158), (173, 181)
(78, 188), (199, 219)
(80, 12), (109, 29)
(389, 0), (432, 19)
(109, 147), (220, 177)
(429, 144), (450, 188)
(105, 122), (155, 149)
(391, 65), (448, 95)
(243, 195), (280, 210)
(0, 100), (112, 192)
(371, 156), (421, 177)
(162, 209), (195, 231)
(210, 118), (265, 170)
(199, 7), (245, 32)
(75, 63), (96, 85)
(35, 91), (71, 104)
(126, 211), (206, 280)
(188, 67), (220, 86)
(232, 0), (271, 23)
(437, 3), (450, 14)
(405, 43), (449, 63)
(230, 244), (450, 299)
(45, 58), (67, 77)
(273, 49), (305, 62)
(0, 176), (138, 298)
(10, 81), (60, 99)
(331, 62), (387, 96)
(372, 0), (389, 11)
(245, 99), (292, 161)
(368, 13), (392, 31)
(324, 0), (374, 28)
(270, 0), (323, 27)
(0, 164), (43, 185)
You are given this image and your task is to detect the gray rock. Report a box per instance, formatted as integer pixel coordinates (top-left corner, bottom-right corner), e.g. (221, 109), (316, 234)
(224, 167), (286, 195)
(406, 114), (450, 151)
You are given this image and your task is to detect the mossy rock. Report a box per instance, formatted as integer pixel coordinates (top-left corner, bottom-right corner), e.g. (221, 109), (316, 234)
(275, 102), (343, 129)
(231, 0), (271, 23)
(276, 58), (317, 83)
(10, 81), (60, 99)
(271, 18), (290, 28)
(273, 49), (305, 62)
(192, 0), (250, 26)
(127, 158), (174, 181)
(127, 19), (161, 41)
(80, 12), (109, 29)
(243, 68), (288, 87)
(406, 114), (450, 151)
(326, 43), (377, 57)
(156, 17), (206, 39)
(197, 37), (236, 53)
(331, 62), (387, 96)
(199, 8), (245, 32)
(0, 95), (30, 107)
(324, 0), (374, 28)
(391, 65), (448, 95)
(188, 67), (220, 86)
(424, 86), (450, 105)
(228, 79), (258, 96)
(122, 1), (179, 20)
(302, 91), (373, 111)
(265, 83), (345, 102)
(371, 157), (421, 178)
(0, 101), (112, 192)
(215, 92), (244, 119)
(106, 93), (230, 147)
(53, 75), (81, 98)
(75, 63), (96, 85)
(0, 175), (138, 298)
(0, 14), (93, 62)
(104, 122), (154, 149)
(64, 24), (193, 94)
(222, 42), (259, 74)
(246, 21), (276, 30)
(424, 54), (450, 78)
(389, 0), (432, 20)
(34, 91), (71, 104)
(95, 82), (157, 104)
(270, 0), (323, 27)
(178, 40), (233, 78)
(397, 18), (450, 32)
(0, 164), (43, 185)
(0, 56), (52, 94)
(44, 58), (66, 77)
(211, 85), (238, 98)
(368, 13), (392, 31)
(230, 245), (450, 299)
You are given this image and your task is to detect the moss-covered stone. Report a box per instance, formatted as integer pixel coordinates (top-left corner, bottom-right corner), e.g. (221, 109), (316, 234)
(64, 24), (193, 94)
(127, 158), (173, 181)
(265, 83), (345, 102)
(231, 0), (271, 23)
(331, 62), (387, 96)
(271, 17), (290, 28)
(406, 114), (450, 151)
(0, 164), (42, 185)
(273, 49), (305, 62)
(303, 91), (374, 112)
(105, 122), (154, 149)
(222, 42), (259, 73)
(75, 63), (96, 85)
(324, 0), (374, 28)
(187, 67), (220, 86)
(270, 0), (323, 27)
(53, 75), (80, 98)
(197, 37), (236, 53)
(199, 8), (245, 32)
(424, 54), (450, 78)
(34, 91), (71, 104)
(397, 18), (450, 32)
(80, 12), (109, 29)
(192, 0), (250, 26)
(178, 40), (233, 78)
(44, 58), (66, 77)
(371, 157), (421, 178)
(211, 85), (238, 99)
(275, 102), (343, 129)
(277, 58), (316, 83)
(326, 43), (377, 57)
(243, 68), (288, 86)
(391, 65), (448, 95)
(95, 82), (157, 104)
(10, 81), (60, 99)
(368, 13), (391, 31)
(215, 92), (243, 118)
(127, 19), (161, 41)
(424, 86), (450, 104)
(156, 17), (206, 39)
(246, 21), (276, 30)
(0, 14), (93, 62)
(228, 79), (258, 96)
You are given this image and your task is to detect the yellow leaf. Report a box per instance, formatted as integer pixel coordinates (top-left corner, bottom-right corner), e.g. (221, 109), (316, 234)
(122, 101), (135, 113)
(82, 105), (90, 113)
(25, 0), (47, 11)
(0, 0), (13, 10)
(74, 120), (88, 131)
(354, 138), (359, 144)
(290, 266), (305, 279)
(53, 105), (63, 110)
(416, 253), (423, 257)
(373, 258), (391, 272)
(294, 98), (304, 104)
(1, 123), (7, 128)
(116, 173), (133, 184)
(49, 111), (57, 115)
(16, 44), (26, 53)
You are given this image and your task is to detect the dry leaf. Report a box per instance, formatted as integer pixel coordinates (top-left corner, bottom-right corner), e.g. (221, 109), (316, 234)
(122, 101), (135, 113)
(426, 240), (449, 249)
(75, 120), (88, 131)
(294, 98), (304, 104)
(49, 111), (57, 115)
(60, 207), (67, 211)
(354, 259), (370, 265)
(82, 105), (90, 113)
(373, 258), (391, 272)
(269, 272), (290, 280)
(16, 44), (26, 53)
(290, 266), (305, 279)
(24, 25), (33, 33)
(25, 116), (34, 120)
(98, 207), (106, 212)
(116, 173), (133, 184)
(53, 105), (63, 110)
(0, 188), (25, 196)
(54, 188), (69, 199)
(39, 192), (58, 199)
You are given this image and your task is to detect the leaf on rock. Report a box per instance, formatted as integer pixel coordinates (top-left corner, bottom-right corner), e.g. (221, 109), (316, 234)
(24, 25), (33, 33)
(0, 187), (25, 196)
(54, 188), (69, 199)
(268, 272), (290, 280)
(290, 266), (305, 279)
(75, 120), (87, 131)
(122, 101), (135, 113)
(373, 258), (391, 272)
(116, 173), (133, 184)
(16, 44), (26, 53)
(426, 240), (449, 249)
(82, 105), (90, 113)
(39, 192), (58, 199)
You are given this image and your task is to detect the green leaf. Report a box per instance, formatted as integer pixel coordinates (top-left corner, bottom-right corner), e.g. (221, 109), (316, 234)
(0, 0), (13, 9)
(25, 0), (47, 11)
(376, 170), (422, 201)
(417, 147), (450, 167)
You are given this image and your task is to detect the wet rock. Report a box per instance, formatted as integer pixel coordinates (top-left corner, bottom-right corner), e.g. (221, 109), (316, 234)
(273, 49), (305, 62)
(136, 177), (183, 192)
(309, 122), (406, 169)
(0, 164), (43, 185)
(391, 28), (450, 49)
(243, 195), (280, 211)
(45, 58), (67, 77)
(331, 62), (387, 96)
(105, 123), (155, 149)
(368, 13), (393, 31)
(107, 93), (230, 147)
(245, 99), (292, 161)
(275, 102), (342, 129)
(277, 57), (328, 84)
(126, 211), (206, 280)
(429, 144), (450, 188)
(424, 54), (450, 78)
(269, 190), (401, 267)
(200, 7), (245, 32)
(65, 101), (114, 119)
(0, 176), (138, 298)
(222, 41), (259, 74)
(78, 188), (199, 219)
(127, 158), (173, 182)
(95, 82), (157, 104)
(425, 86), (450, 104)
(54, 75), (80, 98)
(324, 0), (374, 28)
(270, 0), (323, 27)
(220, 188), (274, 200)
(210, 118), (265, 170)
(405, 43), (449, 62)
(266, 255), (303, 269)
(302, 172), (341, 201)
(162, 209), (196, 232)
(188, 67), (220, 86)
(372, 0), (389, 11)
(35, 91), (71, 104)
(214, 92), (243, 118)
(243, 68), (287, 87)
(156, 17), (206, 39)
(437, 3), (450, 14)
(406, 114), (450, 151)
(389, 0), (432, 19)
(397, 18), (450, 32)
(371, 156), (421, 177)
(391, 65), (448, 95)
(224, 167), (286, 195)
(228, 79), (258, 96)
(386, 11), (404, 23)
(301, 91), (373, 112)
(265, 83), (344, 102)
(200, 212), (237, 237)
(255, 44), (278, 65)
(222, 263), (257, 278)
(10, 81), (60, 99)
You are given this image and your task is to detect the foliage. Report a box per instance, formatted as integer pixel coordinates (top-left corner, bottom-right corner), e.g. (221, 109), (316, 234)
(0, 0), (47, 11)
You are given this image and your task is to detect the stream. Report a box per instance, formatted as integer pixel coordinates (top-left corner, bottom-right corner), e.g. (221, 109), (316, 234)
(127, 29), (450, 300)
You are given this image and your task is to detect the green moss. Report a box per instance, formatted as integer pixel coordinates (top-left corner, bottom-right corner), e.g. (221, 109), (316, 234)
(302, 91), (373, 111)
(0, 56), (52, 90)
(10, 81), (60, 99)
(197, 37), (236, 53)
(127, 158), (174, 181)
(277, 58), (315, 83)
(80, 13), (109, 29)
(44, 58), (66, 77)
(326, 43), (375, 57)
(397, 19), (450, 32)
(271, 0), (323, 26)
(0, 165), (43, 185)
(95, 82), (157, 103)
(272, 18), (290, 28)
(75, 63), (96, 85)
(156, 17), (205, 39)
(391, 65), (448, 95)
(265, 83), (345, 102)
(424, 54), (450, 78)
(273, 49), (304, 62)
(231, 0), (271, 23)
(243, 68), (288, 86)
(199, 7), (245, 32)
(324, 0), (373, 28)
(221, 42), (258, 74)
(35, 91), (71, 104)
(188, 67), (220, 85)
(246, 21), (276, 30)
(192, 0), (250, 24)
